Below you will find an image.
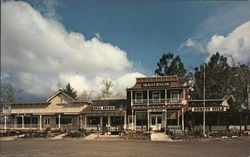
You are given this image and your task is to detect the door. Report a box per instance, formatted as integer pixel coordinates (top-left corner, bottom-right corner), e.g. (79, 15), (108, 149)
(151, 116), (162, 131)
(102, 117), (108, 132)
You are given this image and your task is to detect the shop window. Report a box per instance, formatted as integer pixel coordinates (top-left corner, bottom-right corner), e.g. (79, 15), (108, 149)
(87, 116), (100, 125)
(111, 116), (122, 126)
(152, 91), (161, 102)
(170, 91), (179, 102)
(56, 117), (72, 124)
(136, 112), (147, 126)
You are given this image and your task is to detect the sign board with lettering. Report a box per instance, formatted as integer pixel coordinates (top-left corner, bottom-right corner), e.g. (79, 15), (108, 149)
(92, 106), (115, 111)
(142, 82), (170, 87)
(190, 107), (228, 112)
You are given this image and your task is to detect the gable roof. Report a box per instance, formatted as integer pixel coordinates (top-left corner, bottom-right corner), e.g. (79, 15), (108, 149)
(46, 89), (75, 102)
(188, 95), (235, 107)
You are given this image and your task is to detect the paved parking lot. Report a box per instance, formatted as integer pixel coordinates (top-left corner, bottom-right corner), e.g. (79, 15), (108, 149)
(1, 138), (250, 157)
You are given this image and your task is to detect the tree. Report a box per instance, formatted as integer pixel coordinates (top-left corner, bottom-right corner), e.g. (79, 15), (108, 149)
(62, 83), (77, 100)
(191, 52), (250, 109)
(78, 90), (93, 101)
(100, 78), (113, 98)
(0, 82), (23, 103)
(155, 52), (187, 80)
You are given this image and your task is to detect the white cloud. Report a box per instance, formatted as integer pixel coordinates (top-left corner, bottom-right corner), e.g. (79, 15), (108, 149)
(179, 38), (206, 53)
(1, 1), (144, 99)
(206, 21), (250, 64)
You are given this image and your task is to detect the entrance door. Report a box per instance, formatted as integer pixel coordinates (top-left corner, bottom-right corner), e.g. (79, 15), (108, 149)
(151, 116), (162, 131)
(102, 117), (108, 132)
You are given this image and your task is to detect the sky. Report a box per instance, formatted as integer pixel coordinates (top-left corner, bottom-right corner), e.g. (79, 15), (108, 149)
(1, 0), (250, 101)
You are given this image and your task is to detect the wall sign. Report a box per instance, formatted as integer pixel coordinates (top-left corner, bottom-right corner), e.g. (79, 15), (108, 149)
(93, 106), (115, 110)
(191, 107), (228, 112)
(142, 82), (170, 87)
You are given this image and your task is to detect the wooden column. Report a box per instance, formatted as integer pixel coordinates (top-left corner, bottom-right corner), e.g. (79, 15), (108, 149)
(58, 114), (61, 129)
(22, 115), (24, 129)
(39, 115), (42, 130)
(4, 116), (7, 132)
(182, 108), (184, 131)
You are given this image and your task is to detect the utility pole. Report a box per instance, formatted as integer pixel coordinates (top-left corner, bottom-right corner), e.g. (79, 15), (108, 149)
(203, 64), (206, 137)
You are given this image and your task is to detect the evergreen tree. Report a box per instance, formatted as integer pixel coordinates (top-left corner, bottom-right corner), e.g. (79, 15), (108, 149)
(191, 52), (250, 109)
(62, 83), (77, 100)
(155, 52), (187, 81)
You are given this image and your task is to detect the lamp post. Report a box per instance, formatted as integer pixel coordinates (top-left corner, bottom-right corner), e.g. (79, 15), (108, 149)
(203, 63), (206, 137)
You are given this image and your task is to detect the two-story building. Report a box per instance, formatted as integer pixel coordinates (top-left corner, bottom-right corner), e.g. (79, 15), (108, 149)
(126, 75), (189, 131)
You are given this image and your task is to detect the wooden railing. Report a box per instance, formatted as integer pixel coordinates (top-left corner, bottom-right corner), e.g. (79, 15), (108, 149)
(132, 99), (186, 105)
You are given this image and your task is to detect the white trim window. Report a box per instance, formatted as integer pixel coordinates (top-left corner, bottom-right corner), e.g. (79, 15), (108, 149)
(170, 91), (179, 102)
(44, 117), (50, 125)
(152, 91), (161, 102)
(135, 92), (143, 103)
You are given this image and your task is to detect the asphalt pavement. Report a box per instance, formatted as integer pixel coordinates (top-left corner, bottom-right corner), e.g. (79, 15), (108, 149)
(1, 138), (250, 157)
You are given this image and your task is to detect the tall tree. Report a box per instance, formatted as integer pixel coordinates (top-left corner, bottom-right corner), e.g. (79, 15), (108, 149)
(191, 52), (250, 109)
(155, 52), (187, 80)
(62, 83), (77, 100)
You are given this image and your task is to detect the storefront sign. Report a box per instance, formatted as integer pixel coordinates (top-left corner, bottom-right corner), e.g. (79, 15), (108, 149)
(93, 106), (115, 110)
(191, 107), (227, 112)
(142, 82), (170, 87)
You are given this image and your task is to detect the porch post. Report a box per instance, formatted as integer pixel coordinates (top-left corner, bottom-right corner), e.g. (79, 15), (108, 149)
(84, 115), (87, 129)
(182, 108), (184, 131)
(165, 89), (167, 105)
(165, 109), (168, 130)
(132, 109), (134, 131)
(108, 115), (111, 127)
(177, 110), (180, 128)
(22, 115), (24, 128)
(147, 90), (149, 105)
(39, 115), (42, 130)
(124, 111), (127, 129)
(14, 116), (17, 128)
(100, 117), (103, 131)
(147, 109), (150, 131)
(4, 115), (7, 132)
(58, 114), (61, 129)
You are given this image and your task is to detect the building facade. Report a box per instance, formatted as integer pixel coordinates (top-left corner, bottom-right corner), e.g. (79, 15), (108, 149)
(126, 75), (189, 131)
(2, 90), (91, 130)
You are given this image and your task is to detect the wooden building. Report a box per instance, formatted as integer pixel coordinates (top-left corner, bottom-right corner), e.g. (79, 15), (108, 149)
(126, 75), (189, 131)
(2, 90), (91, 130)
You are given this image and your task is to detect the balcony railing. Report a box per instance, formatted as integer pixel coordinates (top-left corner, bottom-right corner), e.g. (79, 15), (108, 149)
(132, 99), (186, 105)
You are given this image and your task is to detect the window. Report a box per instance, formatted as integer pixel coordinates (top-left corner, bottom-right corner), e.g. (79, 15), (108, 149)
(152, 91), (161, 102)
(135, 92), (143, 103)
(111, 116), (122, 126)
(45, 117), (50, 125)
(170, 91), (179, 102)
(56, 117), (72, 124)
(136, 112), (147, 126)
(87, 116), (100, 125)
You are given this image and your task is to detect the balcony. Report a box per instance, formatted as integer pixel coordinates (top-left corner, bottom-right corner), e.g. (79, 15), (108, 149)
(132, 99), (186, 105)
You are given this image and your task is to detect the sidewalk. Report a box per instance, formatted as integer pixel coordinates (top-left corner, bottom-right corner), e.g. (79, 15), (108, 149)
(84, 133), (98, 140)
(150, 131), (173, 142)
(52, 133), (66, 140)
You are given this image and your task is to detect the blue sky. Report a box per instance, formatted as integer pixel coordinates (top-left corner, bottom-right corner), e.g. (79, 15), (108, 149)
(2, 0), (250, 100)
(52, 0), (250, 72)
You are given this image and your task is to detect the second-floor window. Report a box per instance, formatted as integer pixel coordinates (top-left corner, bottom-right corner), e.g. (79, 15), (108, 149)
(170, 91), (179, 102)
(135, 92), (143, 103)
(152, 91), (161, 102)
